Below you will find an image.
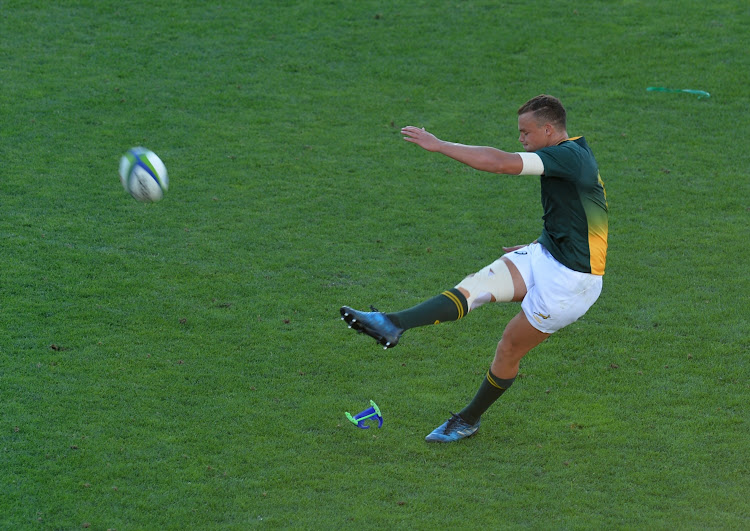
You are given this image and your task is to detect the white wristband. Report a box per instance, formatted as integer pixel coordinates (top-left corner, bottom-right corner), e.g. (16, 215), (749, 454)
(516, 152), (545, 176)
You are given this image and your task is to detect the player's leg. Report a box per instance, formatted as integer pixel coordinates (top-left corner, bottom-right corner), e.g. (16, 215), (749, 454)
(461, 311), (549, 421)
(340, 254), (526, 349)
(454, 256), (525, 307)
(426, 312), (548, 442)
(387, 255), (524, 327)
(456, 262), (602, 423)
(456, 312), (547, 425)
(490, 310), (550, 379)
(428, 245), (604, 442)
(339, 288), (468, 349)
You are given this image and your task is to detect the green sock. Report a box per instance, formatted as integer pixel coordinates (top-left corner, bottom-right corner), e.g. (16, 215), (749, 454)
(459, 370), (516, 425)
(386, 288), (468, 330)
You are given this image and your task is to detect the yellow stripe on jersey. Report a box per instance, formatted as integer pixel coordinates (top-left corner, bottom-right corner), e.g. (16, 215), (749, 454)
(588, 226), (608, 275)
(588, 171), (608, 275)
(441, 290), (465, 320)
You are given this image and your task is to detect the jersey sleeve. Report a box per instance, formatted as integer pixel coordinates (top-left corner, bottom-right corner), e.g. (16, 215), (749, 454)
(535, 143), (582, 180)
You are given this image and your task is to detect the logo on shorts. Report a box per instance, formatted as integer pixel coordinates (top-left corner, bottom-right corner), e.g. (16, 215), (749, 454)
(514, 251), (528, 255)
(534, 312), (551, 320)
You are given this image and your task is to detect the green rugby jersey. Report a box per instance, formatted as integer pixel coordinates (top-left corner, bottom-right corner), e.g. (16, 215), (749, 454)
(534, 136), (608, 275)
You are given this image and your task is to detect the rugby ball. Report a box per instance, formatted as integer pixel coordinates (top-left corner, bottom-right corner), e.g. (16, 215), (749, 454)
(119, 147), (169, 202)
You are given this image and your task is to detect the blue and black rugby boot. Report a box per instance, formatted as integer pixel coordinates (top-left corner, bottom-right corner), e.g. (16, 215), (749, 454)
(425, 413), (480, 443)
(340, 305), (404, 349)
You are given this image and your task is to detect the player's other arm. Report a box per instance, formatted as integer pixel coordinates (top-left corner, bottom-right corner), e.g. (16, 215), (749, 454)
(401, 125), (524, 175)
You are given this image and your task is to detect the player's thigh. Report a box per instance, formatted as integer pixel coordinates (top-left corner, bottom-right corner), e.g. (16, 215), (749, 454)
(502, 245), (533, 289)
(522, 248), (603, 333)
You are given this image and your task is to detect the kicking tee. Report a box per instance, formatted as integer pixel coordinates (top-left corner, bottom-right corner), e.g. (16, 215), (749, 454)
(523, 137), (608, 275)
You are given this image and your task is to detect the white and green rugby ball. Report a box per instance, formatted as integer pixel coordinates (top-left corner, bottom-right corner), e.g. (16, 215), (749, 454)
(119, 147), (169, 202)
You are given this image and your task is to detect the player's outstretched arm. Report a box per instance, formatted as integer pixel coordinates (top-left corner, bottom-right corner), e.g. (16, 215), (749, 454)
(401, 126), (523, 175)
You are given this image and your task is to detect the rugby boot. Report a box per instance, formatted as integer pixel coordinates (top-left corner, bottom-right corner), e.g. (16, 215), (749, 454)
(340, 305), (404, 349)
(425, 413), (480, 443)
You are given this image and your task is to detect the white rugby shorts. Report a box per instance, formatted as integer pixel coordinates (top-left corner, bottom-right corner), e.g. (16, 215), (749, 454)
(504, 243), (603, 334)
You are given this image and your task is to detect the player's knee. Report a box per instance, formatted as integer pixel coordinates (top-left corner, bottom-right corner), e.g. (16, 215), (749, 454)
(492, 339), (524, 374)
(455, 261), (514, 311)
(457, 275), (491, 311)
(495, 337), (525, 364)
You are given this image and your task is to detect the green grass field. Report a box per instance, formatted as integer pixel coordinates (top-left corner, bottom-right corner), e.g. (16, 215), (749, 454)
(2, 1), (748, 528)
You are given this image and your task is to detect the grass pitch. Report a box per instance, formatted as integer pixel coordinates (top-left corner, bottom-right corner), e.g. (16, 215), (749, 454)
(1, 1), (748, 528)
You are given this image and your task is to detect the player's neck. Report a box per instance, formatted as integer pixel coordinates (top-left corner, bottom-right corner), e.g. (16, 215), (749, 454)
(550, 131), (568, 146)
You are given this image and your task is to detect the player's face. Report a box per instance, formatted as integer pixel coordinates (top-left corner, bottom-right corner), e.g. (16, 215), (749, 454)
(517, 112), (549, 152)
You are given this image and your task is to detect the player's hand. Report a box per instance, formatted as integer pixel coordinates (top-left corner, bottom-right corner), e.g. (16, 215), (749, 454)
(401, 126), (442, 152)
(502, 240), (537, 253)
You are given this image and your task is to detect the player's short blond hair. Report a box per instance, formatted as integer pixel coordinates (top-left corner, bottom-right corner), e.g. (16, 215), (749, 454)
(518, 95), (567, 130)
